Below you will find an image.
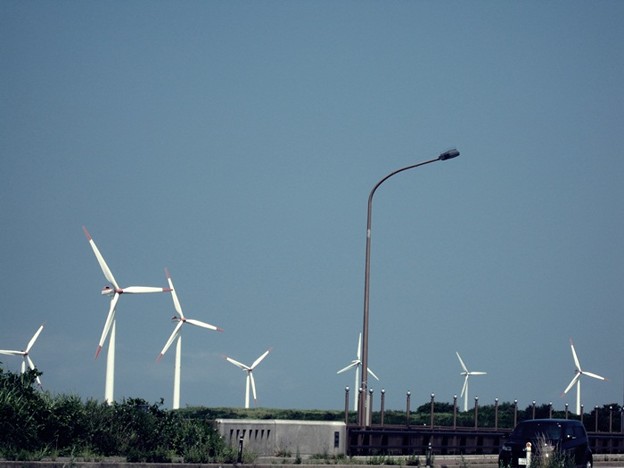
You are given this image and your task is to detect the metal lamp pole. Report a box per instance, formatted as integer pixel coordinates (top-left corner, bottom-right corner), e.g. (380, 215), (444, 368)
(358, 148), (460, 426)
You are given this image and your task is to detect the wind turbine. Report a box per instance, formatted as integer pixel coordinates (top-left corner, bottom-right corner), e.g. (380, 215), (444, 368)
(456, 351), (486, 412)
(337, 332), (379, 411)
(225, 349), (271, 409)
(0, 324), (44, 385)
(83, 226), (171, 404)
(562, 338), (607, 415)
(157, 268), (223, 410)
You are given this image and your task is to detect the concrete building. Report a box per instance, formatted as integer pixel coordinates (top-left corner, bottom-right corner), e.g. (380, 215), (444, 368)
(215, 419), (347, 457)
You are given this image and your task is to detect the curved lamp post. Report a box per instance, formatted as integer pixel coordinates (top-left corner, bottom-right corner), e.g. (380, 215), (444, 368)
(358, 148), (460, 426)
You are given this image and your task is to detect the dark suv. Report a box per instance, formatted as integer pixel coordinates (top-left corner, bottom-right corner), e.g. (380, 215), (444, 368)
(499, 419), (592, 467)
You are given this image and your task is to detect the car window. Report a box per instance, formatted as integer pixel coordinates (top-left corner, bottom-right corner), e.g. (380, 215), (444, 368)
(563, 425), (574, 439)
(512, 422), (562, 441)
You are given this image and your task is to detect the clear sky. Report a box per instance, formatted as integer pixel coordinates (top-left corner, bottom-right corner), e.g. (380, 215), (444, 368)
(1, 1), (623, 412)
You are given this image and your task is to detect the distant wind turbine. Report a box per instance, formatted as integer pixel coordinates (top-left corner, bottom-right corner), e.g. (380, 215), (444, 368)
(337, 333), (379, 411)
(157, 268), (223, 410)
(0, 324), (44, 386)
(562, 338), (607, 415)
(83, 226), (171, 404)
(456, 351), (486, 412)
(225, 349), (271, 409)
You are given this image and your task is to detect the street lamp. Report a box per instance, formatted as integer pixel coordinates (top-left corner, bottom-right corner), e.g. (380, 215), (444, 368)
(358, 148), (460, 426)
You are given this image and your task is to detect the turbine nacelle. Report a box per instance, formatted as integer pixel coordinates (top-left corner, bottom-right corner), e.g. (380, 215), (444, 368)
(101, 286), (121, 296)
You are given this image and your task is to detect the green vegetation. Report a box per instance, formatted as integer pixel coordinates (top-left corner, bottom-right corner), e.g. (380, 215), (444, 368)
(0, 366), (235, 462)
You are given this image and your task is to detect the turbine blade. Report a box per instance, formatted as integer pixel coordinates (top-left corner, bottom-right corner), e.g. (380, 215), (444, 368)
(226, 357), (250, 370)
(25, 325), (44, 353)
(26, 355), (36, 371)
(121, 286), (170, 294)
(583, 371), (606, 381)
(460, 375), (468, 397)
(83, 226), (120, 290)
(356, 333), (362, 361)
(563, 373), (581, 395)
(337, 362), (358, 374)
(158, 322), (184, 358)
(470, 372), (487, 376)
(250, 372), (257, 401)
(251, 348), (271, 369)
(96, 293), (119, 357)
(186, 318), (222, 331)
(367, 367), (380, 381)
(24, 355), (41, 386)
(165, 269), (184, 318)
(456, 352), (468, 373)
(0, 350), (21, 356)
(570, 338), (582, 371)
(27, 356), (42, 385)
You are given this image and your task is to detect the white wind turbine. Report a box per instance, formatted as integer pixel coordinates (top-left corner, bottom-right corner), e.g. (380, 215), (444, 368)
(562, 338), (607, 415)
(0, 324), (44, 386)
(225, 349), (271, 409)
(83, 226), (171, 404)
(456, 351), (487, 412)
(157, 268), (223, 410)
(337, 332), (379, 411)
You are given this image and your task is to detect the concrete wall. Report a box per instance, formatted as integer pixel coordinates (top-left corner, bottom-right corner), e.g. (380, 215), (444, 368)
(215, 419), (347, 457)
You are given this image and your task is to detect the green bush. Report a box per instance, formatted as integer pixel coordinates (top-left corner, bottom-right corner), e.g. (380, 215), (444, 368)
(0, 366), (234, 462)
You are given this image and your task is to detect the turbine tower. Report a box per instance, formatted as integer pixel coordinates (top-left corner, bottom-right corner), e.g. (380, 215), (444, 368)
(562, 338), (607, 415)
(83, 226), (171, 404)
(456, 351), (486, 412)
(337, 332), (379, 411)
(0, 324), (44, 385)
(225, 349), (271, 408)
(157, 268), (223, 410)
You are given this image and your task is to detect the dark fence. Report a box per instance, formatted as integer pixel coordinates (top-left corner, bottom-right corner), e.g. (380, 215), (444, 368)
(343, 390), (624, 456)
(347, 426), (624, 457)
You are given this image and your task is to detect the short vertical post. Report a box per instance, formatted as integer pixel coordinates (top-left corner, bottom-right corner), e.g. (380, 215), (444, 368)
(495, 398), (499, 431)
(609, 406), (613, 433)
(565, 403), (569, 420)
(514, 400), (518, 427)
(368, 389), (374, 426)
(549, 402), (552, 419)
(406, 391), (411, 427)
(237, 435), (244, 464)
(532, 401), (536, 419)
(453, 395), (457, 430)
(430, 393), (435, 429)
(380, 388), (385, 427)
(359, 388), (364, 425)
(474, 396), (479, 429)
(595, 405), (599, 432)
(344, 387), (350, 425)
(426, 441), (433, 467)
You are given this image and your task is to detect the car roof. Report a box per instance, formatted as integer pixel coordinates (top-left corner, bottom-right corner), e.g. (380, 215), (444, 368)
(519, 419), (580, 423)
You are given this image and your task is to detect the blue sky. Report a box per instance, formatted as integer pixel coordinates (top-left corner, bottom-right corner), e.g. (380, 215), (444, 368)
(1, 1), (623, 412)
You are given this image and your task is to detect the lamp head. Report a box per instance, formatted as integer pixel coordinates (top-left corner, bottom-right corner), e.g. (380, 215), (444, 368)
(439, 148), (460, 161)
